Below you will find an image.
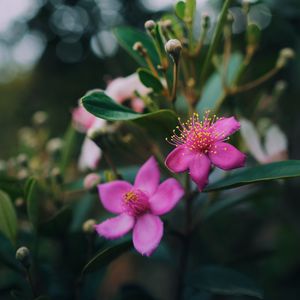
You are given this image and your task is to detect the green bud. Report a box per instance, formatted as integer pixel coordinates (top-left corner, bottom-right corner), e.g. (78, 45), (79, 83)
(16, 247), (31, 268)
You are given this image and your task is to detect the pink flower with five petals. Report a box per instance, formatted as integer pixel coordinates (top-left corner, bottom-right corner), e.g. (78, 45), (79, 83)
(165, 112), (246, 191)
(95, 156), (184, 256)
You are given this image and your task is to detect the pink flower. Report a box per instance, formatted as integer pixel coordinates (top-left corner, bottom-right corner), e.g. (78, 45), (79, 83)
(72, 105), (97, 133)
(94, 156), (184, 256)
(106, 73), (151, 112)
(165, 112), (246, 191)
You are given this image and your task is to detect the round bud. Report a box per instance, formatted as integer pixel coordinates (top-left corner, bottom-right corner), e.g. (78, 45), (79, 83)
(82, 219), (96, 234)
(165, 39), (182, 62)
(202, 13), (210, 29)
(276, 48), (295, 68)
(83, 173), (101, 190)
(16, 246), (31, 268)
(16, 154), (28, 167)
(51, 167), (63, 184)
(32, 111), (48, 126)
(133, 42), (143, 52)
(46, 138), (63, 154)
(17, 168), (29, 180)
(15, 197), (25, 208)
(144, 20), (156, 32)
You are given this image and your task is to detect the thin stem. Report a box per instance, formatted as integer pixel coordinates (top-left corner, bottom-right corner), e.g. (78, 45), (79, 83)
(199, 0), (233, 93)
(230, 67), (279, 95)
(222, 25), (232, 90)
(171, 59), (180, 103)
(144, 54), (159, 77)
(25, 267), (37, 298)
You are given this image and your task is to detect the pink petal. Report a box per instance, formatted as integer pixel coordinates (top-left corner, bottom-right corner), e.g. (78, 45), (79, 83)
(131, 98), (145, 113)
(98, 180), (133, 214)
(94, 213), (134, 239)
(132, 214), (163, 256)
(165, 146), (193, 173)
(149, 178), (184, 215)
(211, 117), (240, 140)
(189, 154), (211, 191)
(134, 156), (160, 196)
(209, 142), (246, 170)
(72, 106), (96, 132)
(78, 137), (102, 171)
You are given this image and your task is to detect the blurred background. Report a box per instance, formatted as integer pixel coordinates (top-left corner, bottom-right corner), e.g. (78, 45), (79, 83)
(1, 0), (299, 159)
(1, 1), (300, 299)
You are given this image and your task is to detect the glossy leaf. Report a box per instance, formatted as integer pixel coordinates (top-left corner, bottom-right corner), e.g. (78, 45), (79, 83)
(189, 265), (263, 299)
(205, 160), (300, 192)
(114, 27), (159, 67)
(197, 53), (243, 115)
(0, 190), (17, 245)
(175, 1), (185, 20)
(82, 240), (132, 275)
(137, 68), (163, 93)
(81, 91), (178, 136)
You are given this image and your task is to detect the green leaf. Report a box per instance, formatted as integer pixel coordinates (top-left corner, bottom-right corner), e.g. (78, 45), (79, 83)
(189, 265), (263, 299)
(185, 0), (196, 23)
(137, 68), (163, 93)
(25, 177), (40, 230)
(0, 176), (23, 198)
(60, 125), (78, 175)
(175, 1), (186, 20)
(81, 91), (178, 136)
(81, 240), (132, 275)
(114, 27), (159, 68)
(0, 190), (17, 245)
(205, 160), (300, 192)
(197, 52), (243, 116)
(203, 188), (259, 220)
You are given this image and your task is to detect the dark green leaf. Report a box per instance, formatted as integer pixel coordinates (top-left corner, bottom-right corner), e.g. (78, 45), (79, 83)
(205, 160), (300, 192)
(81, 91), (178, 136)
(137, 68), (163, 93)
(25, 177), (40, 229)
(82, 240), (132, 275)
(0, 233), (21, 271)
(0, 176), (23, 198)
(189, 265), (263, 299)
(197, 53), (243, 115)
(203, 188), (259, 220)
(0, 190), (17, 245)
(175, 1), (185, 20)
(114, 27), (159, 68)
(114, 284), (155, 300)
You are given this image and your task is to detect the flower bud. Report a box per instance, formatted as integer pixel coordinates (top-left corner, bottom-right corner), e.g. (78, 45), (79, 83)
(51, 167), (63, 184)
(145, 20), (156, 33)
(15, 197), (25, 208)
(133, 41), (143, 52)
(202, 13), (210, 29)
(165, 39), (182, 63)
(17, 168), (29, 180)
(83, 173), (101, 190)
(161, 19), (172, 29)
(82, 219), (96, 234)
(16, 246), (31, 268)
(46, 138), (63, 155)
(32, 111), (48, 126)
(276, 48), (295, 69)
(16, 154), (28, 168)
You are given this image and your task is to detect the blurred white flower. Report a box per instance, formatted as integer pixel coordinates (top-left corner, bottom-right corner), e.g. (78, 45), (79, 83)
(240, 118), (288, 164)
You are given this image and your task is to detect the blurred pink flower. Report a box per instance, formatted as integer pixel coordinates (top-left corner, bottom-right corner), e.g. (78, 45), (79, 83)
(72, 74), (150, 171)
(165, 112), (246, 191)
(95, 156), (184, 256)
(240, 119), (288, 164)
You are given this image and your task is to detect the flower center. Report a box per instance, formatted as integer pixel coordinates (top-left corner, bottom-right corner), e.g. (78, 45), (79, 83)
(122, 189), (149, 217)
(167, 112), (224, 153)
